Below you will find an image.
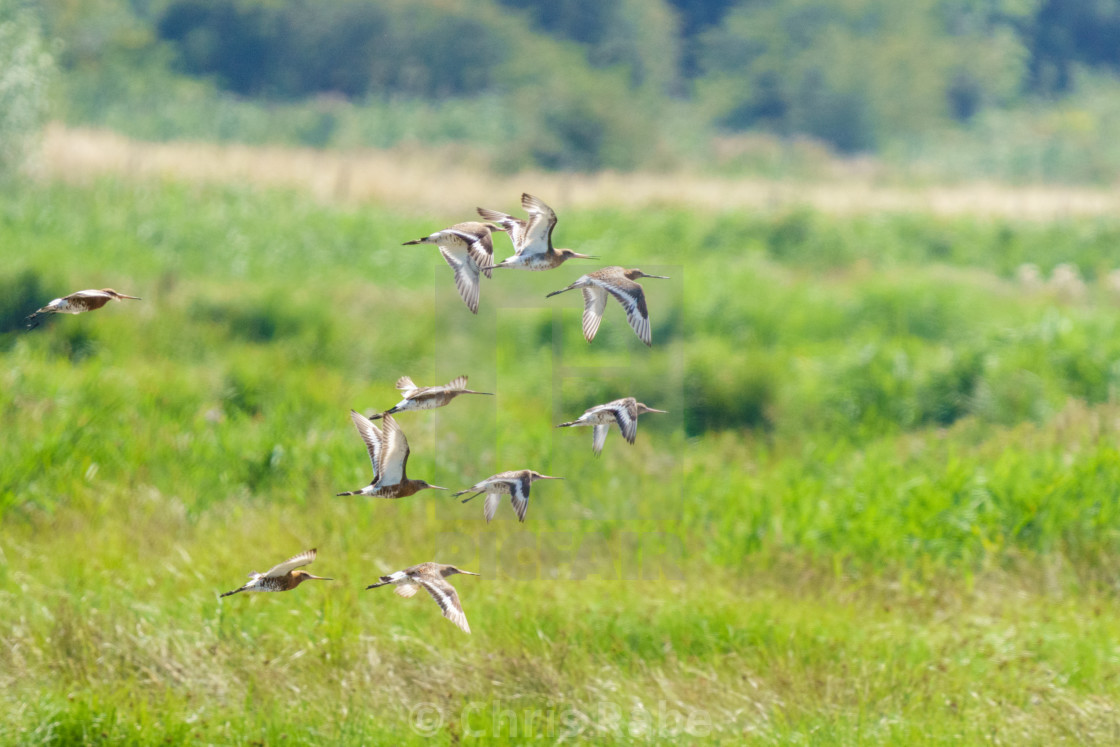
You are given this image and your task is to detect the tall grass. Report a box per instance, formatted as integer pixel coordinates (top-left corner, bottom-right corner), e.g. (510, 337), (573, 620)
(5, 177), (1120, 741)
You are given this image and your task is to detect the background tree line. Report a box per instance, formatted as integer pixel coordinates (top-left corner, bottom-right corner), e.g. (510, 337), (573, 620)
(25, 0), (1120, 176)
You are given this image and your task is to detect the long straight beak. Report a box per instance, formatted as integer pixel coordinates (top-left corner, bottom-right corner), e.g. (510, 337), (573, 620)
(307, 574), (333, 581)
(459, 570), (481, 576)
(642, 274), (670, 280)
(648, 408), (669, 413)
(539, 475), (564, 480)
(120, 294), (142, 300)
(428, 485), (448, 491)
(572, 252), (598, 260)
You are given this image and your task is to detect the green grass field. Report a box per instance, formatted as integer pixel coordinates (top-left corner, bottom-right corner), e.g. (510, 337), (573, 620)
(4, 178), (1120, 743)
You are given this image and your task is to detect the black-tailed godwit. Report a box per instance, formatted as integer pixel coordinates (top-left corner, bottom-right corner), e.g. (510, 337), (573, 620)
(557, 397), (667, 455)
(336, 412), (446, 498)
(26, 288), (141, 328)
(371, 375), (493, 420)
(453, 469), (563, 523)
(403, 221), (505, 313)
(546, 266), (668, 346)
(366, 562), (479, 634)
(476, 193), (596, 271)
(219, 548), (332, 598)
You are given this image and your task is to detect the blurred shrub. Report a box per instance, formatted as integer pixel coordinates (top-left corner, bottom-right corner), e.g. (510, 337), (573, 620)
(685, 341), (776, 435)
(0, 1), (54, 179)
(0, 268), (54, 338)
(156, 0), (515, 99)
(694, 0), (1026, 152)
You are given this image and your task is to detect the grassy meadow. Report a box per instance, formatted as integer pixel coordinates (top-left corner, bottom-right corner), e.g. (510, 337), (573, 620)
(5, 176), (1120, 743)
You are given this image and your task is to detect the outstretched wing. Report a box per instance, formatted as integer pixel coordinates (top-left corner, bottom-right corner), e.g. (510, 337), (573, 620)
(263, 548), (317, 578)
(592, 424), (610, 455)
(609, 399), (639, 444)
(510, 474), (531, 522)
(581, 287), (609, 342)
(374, 415), (410, 487)
(418, 578), (471, 633)
(483, 492), (500, 523)
(350, 410), (385, 481)
(518, 193), (557, 257)
(477, 207), (527, 251)
(394, 583), (419, 598)
(442, 375), (469, 391)
(603, 279), (651, 346)
(444, 225), (495, 280)
(456, 227), (496, 280)
(438, 246), (481, 314)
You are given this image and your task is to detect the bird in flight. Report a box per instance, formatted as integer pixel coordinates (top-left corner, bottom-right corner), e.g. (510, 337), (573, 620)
(366, 562), (479, 634)
(453, 469), (563, 523)
(403, 221), (505, 313)
(546, 267), (668, 346)
(557, 397), (667, 455)
(219, 548), (332, 598)
(336, 412), (446, 498)
(371, 375), (493, 420)
(477, 193), (596, 271)
(26, 288), (141, 328)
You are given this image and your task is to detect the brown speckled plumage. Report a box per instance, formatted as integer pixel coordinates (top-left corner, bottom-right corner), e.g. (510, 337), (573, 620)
(366, 562), (479, 634)
(453, 469), (563, 523)
(336, 412), (446, 498)
(557, 397), (667, 455)
(220, 548), (332, 598)
(477, 193), (597, 271)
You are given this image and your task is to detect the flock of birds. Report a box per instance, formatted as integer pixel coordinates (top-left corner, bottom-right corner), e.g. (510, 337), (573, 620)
(25, 193), (668, 634)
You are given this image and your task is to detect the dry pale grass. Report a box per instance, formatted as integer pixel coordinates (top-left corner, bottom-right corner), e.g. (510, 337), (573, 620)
(40, 124), (1120, 219)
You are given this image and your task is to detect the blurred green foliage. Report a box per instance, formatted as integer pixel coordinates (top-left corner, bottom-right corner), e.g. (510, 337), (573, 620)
(27, 0), (1120, 177)
(0, 0), (54, 179)
(6, 177), (1120, 511)
(6, 178), (1120, 742)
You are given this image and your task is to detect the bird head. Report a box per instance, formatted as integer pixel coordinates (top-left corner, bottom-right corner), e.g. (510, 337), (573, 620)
(624, 269), (669, 281)
(561, 249), (598, 261)
(441, 565), (480, 578)
(528, 472), (564, 482)
(103, 289), (142, 301)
